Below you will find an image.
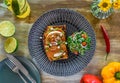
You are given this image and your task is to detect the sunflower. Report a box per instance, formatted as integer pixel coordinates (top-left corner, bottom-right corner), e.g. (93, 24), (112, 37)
(113, 0), (120, 9)
(98, 0), (112, 12)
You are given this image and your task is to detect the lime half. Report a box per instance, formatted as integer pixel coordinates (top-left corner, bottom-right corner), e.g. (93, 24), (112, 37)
(4, 37), (18, 53)
(0, 21), (15, 37)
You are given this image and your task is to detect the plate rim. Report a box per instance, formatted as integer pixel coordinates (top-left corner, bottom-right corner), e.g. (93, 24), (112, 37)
(0, 56), (41, 83)
(28, 8), (96, 76)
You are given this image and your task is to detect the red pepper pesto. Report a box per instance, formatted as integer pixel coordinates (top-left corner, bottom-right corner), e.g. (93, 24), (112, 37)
(43, 25), (68, 61)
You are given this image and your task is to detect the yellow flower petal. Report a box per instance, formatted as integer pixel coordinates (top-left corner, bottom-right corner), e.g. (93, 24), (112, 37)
(98, 0), (112, 12)
(113, 0), (120, 9)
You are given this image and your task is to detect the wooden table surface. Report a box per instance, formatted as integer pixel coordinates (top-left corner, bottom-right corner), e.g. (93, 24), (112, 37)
(0, 0), (120, 83)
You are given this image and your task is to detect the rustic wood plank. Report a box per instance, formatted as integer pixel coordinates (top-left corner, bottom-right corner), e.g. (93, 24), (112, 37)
(0, 0), (120, 82)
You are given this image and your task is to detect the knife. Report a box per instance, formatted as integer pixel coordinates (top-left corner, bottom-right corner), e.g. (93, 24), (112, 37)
(6, 54), (36, 83)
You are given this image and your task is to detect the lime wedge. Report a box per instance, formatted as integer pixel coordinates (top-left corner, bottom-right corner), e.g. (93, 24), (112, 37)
(11, 0), (20, 15)
(3, 0), (30, 18)
(3, 0), (13, 11)
(17, 2), (31, 18)
(3, 0), (11, 6)
(4, 37), (18, 53)
(0, 21), (15, 37)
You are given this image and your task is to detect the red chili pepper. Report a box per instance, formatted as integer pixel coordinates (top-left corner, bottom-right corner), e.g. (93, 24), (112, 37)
(80, 74), (102, 83)
(100, 25), (110, 60)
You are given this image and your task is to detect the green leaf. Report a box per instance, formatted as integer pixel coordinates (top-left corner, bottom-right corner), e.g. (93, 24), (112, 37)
(67, 37), (72, 43)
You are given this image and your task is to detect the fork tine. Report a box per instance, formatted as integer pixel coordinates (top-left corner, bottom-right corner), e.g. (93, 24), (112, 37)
(5, 58), (28, 83)
(5, 58), (16, 70)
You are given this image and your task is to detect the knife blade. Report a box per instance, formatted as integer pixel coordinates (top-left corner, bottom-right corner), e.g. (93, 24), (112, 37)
(6, 54), (36, 83)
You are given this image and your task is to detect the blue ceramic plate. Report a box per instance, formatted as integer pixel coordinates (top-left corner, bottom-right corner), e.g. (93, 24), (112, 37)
(28, 8), (96, 76)
(0, 56), (41, 83)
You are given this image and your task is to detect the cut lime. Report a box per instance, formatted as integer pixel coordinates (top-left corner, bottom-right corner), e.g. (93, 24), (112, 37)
(3, 0), (11, 6)
(3, 0), (13, 11)
(0, 21), (15, 37)
(4, 37), (18, 53)
(17, 2), (31, 18)
(4, 0), (20, 15)
(11, 0), (20, 15)
(4, 0), (30, 18)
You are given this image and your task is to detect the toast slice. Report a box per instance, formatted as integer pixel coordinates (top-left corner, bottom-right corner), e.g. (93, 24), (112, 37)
(43, 25), (68, 61)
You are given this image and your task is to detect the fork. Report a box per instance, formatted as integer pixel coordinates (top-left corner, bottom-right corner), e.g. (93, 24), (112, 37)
(5, 58), (28, 83)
